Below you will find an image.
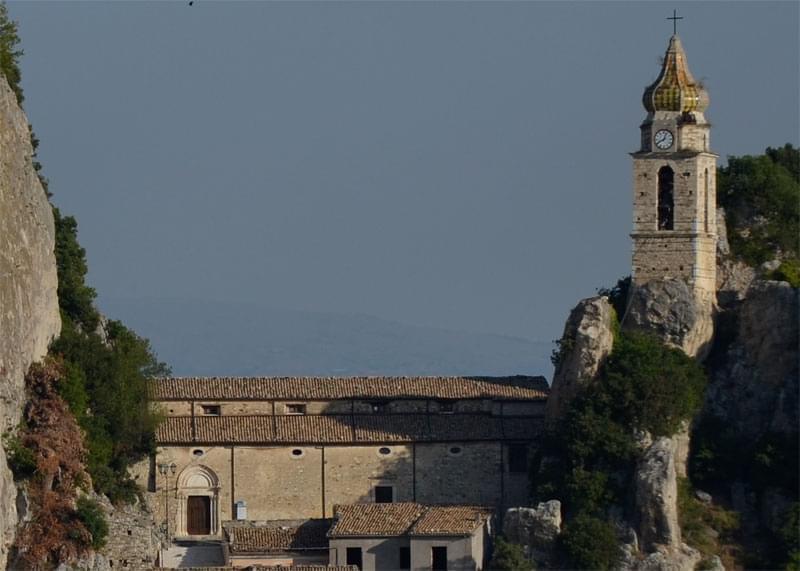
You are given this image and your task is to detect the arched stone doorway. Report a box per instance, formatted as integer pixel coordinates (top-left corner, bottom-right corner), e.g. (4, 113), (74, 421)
(175, 465), (221, 537)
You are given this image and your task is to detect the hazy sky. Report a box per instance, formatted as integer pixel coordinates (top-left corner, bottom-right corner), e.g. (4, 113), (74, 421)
(10, 1), (799, 346)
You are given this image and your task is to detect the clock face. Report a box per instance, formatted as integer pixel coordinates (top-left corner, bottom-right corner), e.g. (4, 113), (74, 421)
(654, 129), (674, 150)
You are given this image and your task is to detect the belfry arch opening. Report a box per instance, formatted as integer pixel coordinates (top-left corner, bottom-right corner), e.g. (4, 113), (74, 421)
(657, 166), (674, 230)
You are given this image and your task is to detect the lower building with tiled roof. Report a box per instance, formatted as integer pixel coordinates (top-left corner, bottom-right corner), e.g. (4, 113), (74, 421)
(135, 374), (544, 556)
(327, 503), (494, 571)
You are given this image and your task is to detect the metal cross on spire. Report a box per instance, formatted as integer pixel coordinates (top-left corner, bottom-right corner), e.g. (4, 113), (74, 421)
(667, 9), (684, 35)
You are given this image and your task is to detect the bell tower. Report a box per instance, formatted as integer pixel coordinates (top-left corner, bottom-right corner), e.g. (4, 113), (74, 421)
(631, 32), (717, 302)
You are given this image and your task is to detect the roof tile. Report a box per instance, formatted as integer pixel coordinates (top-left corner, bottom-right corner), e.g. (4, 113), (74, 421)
(328, 504), (491, 538)
(151, 376), (548, 402)
(155, 414), (542, 445)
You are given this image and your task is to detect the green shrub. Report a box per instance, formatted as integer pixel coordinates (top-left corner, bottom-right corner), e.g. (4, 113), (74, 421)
(718, 145), (799, 266)
(2, 433), (36, 480)
(489, 537), (535, 571)
(75, 497), (108, 550)
(769, 259), (800, 287)
(534, 332), (706, 519)
(600, 332), (707, 437)
(559, 514), (620, 570)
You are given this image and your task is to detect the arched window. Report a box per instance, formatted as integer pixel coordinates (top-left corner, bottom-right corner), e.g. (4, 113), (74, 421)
(704, 168), (709, 233)
(657, 166), (674, 230)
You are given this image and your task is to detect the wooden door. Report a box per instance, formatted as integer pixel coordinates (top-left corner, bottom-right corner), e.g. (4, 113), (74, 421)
(187, 496), (211, 535)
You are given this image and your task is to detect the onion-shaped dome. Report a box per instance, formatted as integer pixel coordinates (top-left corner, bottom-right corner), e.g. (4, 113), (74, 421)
(643, 35), (709, 113)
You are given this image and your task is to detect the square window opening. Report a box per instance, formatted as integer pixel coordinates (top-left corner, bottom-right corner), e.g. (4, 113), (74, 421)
(432, 546), (448, 571)
(285, 403), (307, 415)
(346, 547), (363, 570)
(375, 485), (394, 503)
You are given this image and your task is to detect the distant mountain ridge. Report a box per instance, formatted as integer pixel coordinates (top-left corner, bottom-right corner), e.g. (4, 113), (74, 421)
(99, 297), (553, 380)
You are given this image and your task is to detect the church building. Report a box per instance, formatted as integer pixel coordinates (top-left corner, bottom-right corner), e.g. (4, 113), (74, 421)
(141, 376), (547, 541)
(134, 26), (717, 571)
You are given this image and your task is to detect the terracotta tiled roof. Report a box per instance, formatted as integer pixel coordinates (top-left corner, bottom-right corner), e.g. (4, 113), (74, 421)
(151, 376), (548, 401)
(410, 505), (493, 536)
(225, 520), (331, 553)
(155, 414), (542, 444)
(328, 503), (491, 538)
(328, 503), (426, 537)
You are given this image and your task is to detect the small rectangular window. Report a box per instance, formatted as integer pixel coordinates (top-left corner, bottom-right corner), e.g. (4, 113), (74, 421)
(346, 547), (363, 570)
(399, 546), (411, 570)
(200, 405), (220, 416)
(375, 485), (394, 503)
(432, 546), (447, 571)
(508, 444), (528, 473)
(285, 403), (307, 415)
(438, 400), (455, 414)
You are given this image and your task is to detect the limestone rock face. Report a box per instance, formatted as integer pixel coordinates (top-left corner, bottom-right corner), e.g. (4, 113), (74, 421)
(622, 278), (714, 358)
(635, 437), (682, 550)
(706, 280), (799, 437)
(503, 501), (561, 565)
(0, 75), (61, 567)
(545, 296), (615, 423)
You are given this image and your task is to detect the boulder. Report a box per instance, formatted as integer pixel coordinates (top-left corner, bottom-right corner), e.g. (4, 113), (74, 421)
(545, 296), (615, 423)
(622, 278), (714, 358)
(631, 543), (703, 571)
(503, 501), (562, 565)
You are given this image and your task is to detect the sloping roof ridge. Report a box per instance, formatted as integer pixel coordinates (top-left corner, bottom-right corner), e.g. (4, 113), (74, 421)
(155, 374), (543, 380)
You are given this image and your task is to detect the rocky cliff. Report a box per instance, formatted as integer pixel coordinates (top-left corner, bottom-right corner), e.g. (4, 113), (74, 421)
(522, 217), (798, 568)
(0, 75), (61, 567)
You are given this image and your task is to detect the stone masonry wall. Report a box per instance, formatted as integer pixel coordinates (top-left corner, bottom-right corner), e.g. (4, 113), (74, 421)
(144, 441), (532, 539)
(631, 152), (717, 299)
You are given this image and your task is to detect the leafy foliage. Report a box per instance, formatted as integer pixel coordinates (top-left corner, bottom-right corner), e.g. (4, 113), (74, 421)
(2, 432), (37, 480)
(558, 514), (619, 570)
(76, 497), (109, 550)
(489, 537), (535, 571)
(718, 144), (799, 266)
(0, 2), (23, 103)
(768, 259), (800, 287)
(533, 332), (707, 566)
(53, 208), (99, 332)
(52, 315), (168, 503)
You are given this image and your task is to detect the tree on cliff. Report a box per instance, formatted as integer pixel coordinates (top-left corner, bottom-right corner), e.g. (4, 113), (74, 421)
(0, 2), (23, 102)
(718, 144), (800, 283)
